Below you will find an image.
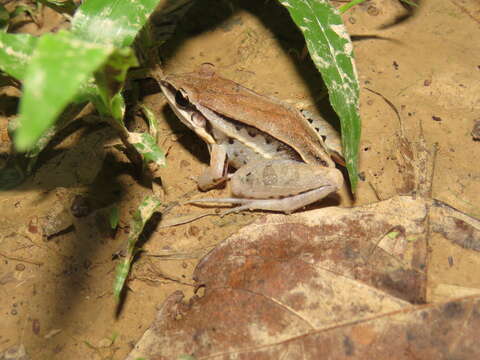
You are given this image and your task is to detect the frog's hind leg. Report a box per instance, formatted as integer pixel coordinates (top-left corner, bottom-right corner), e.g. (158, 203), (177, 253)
(185, 184), (339, 215)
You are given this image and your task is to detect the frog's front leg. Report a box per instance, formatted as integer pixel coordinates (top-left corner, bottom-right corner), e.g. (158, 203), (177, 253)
(189, 159), (343, 214)
(197, 144), (228, 191)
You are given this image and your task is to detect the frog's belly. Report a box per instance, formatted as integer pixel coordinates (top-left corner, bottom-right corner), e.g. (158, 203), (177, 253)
(220, 137), (300, 169)
(210, 118), (301, 169)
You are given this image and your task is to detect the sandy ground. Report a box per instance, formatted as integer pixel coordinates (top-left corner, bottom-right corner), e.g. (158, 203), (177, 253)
(0, 0), (479, 359)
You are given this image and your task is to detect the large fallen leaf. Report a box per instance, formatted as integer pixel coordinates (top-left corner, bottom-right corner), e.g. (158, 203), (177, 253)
(126, 195), (480, 359)
(130, 292), (480, 359)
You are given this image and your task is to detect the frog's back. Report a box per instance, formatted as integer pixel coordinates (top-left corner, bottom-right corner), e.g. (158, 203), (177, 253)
(168, 69), (334, 167)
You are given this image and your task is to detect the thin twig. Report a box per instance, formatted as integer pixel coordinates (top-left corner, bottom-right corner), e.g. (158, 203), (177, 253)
(0, 251), (43, 266)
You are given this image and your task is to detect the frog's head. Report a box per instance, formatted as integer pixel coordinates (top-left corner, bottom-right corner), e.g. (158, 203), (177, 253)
(160, 67), (216, 144)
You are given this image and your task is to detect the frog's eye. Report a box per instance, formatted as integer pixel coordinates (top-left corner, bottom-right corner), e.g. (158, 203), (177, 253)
(175, 90), (190, 108)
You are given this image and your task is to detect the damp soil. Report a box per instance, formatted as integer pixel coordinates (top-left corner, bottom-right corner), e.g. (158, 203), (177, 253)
(1, 0), (479, 359)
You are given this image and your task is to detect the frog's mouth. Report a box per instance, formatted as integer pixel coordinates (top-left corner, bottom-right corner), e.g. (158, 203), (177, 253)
(160, 81), (215, 144)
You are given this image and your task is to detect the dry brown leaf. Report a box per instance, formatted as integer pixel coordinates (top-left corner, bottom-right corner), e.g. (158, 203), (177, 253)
(127, 195), (480, 359)
(127, 196), (422, 358)
(129, 292), (480, 359)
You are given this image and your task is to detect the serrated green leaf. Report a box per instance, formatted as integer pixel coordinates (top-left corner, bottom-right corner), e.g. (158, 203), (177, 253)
(279, 0), (361, 192)
(72, 0), (164, 47)
(0, 32), (38, 80)
(128, 132), (166, 167)
(114, 195), (161, 299)
(14, 31), (114, 151)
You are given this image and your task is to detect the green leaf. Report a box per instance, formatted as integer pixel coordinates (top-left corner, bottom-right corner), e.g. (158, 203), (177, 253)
(113, 261), (131, 299)
(14, 31), (114, 151)
(141, 105), (158, 139)
(279, 0), (361, 192)
(114, 195), (161, 299)
(109, 206), (120, 229)
(7, 103), (89, 179)
(400, 0), (419, 7)
(11, 4), (39, 22)
(339, 0), (368, 14)
(72, 0), (163, 47)
(94, 47), (138, 121)
(0, 32), (38, 80)
(37, 0), (77, 15)
(0, 4), (9, 30)
(128, 132), (166, 167)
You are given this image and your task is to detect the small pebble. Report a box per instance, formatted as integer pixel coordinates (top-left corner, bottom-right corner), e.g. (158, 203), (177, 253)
(32, 318), (40, 335)
(28, 217), (39, 234)
(367, 5), (380, 16)
(472, 120), (480, 141)
(15, 263), (25, 271)
(180, 160), (190, 168)
(83, 259), (92, 270)
(70, 195), (91, 217)
(188, 226), (200, 237)
(448, 256), (454, 267)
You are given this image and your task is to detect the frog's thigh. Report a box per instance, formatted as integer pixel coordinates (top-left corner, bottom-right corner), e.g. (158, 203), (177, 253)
(228, 159), (342, 213)
(230, 159), (340, 199)
(198, 144), (228, 191)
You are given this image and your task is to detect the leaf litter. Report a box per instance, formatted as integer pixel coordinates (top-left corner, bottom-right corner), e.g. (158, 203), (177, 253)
(127, 132), (480, 358)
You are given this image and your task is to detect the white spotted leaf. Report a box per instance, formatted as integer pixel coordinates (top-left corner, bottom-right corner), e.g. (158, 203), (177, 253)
(128, 132), (166, 167)
(72, 0), (162, 47)
(113, 195), (161, 299)
(14, 31), (114, 151)
(0, 32), (38, 80)
(279, 0), (361, 191)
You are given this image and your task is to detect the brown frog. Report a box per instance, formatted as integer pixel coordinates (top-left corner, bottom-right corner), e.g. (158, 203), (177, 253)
(160, 63), (344, 213)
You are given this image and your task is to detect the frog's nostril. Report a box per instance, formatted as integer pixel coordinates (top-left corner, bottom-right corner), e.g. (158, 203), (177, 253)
(175, 90), (189, 108)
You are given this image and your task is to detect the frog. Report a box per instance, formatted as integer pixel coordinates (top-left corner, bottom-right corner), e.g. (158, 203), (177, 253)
(160, 63), (344, 213)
